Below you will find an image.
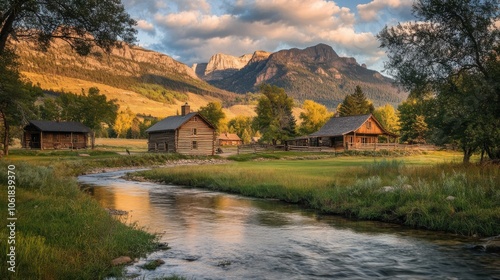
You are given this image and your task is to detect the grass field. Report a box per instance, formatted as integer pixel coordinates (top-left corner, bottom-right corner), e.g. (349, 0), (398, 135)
(135, 151), (499, 237)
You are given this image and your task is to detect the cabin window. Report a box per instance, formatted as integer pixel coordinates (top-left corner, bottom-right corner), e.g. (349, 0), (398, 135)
(366, 121), (372, 130)
(192, 141), (198, 149)
(193, 116), (198, 122)
(192, 128), (197, 135)
(66, 133), (71, 138)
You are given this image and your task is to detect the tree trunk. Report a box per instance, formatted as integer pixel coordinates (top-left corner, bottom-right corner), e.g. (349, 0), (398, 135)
(1, 110), (9, 156)
(0, 10), (16, 54)
(463, 147), (473, 164)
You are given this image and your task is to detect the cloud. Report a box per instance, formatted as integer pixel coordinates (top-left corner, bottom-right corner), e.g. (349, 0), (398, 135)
(136, 20), (156, 35)
(122, 0), (416, 71)
(357, 0), (413, 22)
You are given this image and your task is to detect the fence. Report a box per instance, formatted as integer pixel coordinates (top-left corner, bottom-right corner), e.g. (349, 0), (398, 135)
(237, 143), (437, 154)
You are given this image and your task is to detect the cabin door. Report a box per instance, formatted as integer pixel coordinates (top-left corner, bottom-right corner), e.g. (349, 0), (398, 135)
(30, 134), (41, 149)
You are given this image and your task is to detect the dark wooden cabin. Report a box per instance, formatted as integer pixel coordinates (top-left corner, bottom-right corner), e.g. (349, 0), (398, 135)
(146, 103), (216, 155)
(288, 114), (397, 150)
(23, 120), (91, 150)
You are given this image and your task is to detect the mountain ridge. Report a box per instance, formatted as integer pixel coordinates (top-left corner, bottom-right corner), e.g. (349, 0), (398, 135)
(196, 43), (406, 108)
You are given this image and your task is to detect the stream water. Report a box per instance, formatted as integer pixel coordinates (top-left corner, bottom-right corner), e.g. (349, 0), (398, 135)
(78, 170), (500, 280)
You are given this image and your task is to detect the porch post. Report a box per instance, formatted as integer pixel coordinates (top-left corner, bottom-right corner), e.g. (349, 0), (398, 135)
(71, 132), (73, 149)
(40, 132), (43, 150)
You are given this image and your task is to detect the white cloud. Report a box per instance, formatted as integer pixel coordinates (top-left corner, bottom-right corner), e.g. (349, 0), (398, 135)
(357, 0), (413, 22)
(123, 0), (417, 71)
(136, 20), (156, 35)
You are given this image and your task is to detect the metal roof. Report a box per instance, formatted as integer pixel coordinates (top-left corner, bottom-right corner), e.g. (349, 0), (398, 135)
(309, 114), (373, 137)
(218, 133), (242, 141)
(26, 120), (92, 133)
(146, 112), (215, 133)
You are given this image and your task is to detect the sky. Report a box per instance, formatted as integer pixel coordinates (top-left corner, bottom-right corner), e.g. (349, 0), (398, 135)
(121, 0), (416, 73)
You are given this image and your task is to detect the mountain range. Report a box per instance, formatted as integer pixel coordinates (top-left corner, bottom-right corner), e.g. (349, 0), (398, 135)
(194, 44), (406, 108)
(14, 40), (405, 118)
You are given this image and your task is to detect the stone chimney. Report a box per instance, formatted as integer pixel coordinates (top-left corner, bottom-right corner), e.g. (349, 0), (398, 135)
(181, 103), (190, 116)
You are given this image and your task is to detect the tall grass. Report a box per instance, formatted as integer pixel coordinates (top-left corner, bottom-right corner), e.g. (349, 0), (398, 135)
(0, 162), (157, 279)
(136, 159), (499, 237)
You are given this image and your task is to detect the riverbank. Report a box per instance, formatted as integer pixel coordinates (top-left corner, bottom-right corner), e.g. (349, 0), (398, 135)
(134, 152), (500, 237)
(0, 161), (159, 279)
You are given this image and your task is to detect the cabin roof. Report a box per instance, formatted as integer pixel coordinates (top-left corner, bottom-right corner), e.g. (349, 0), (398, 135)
(146, 112), (215, 133)
(309, 114), (396, 137)
(26, 120), (92, 133)
(218, 133), (241, 141)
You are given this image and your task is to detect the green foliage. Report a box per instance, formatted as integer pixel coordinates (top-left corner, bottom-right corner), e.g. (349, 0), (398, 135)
(397, 98), (430, 144)
(337, 86), (375, 117)
(378, 0), (500, 162)
(254, 84), (296, 144)
(0, 48), (42, 155)
(132, 83), (188, 104)
(298, 100), (333, 135)
(228, 116), (254, 144)
(0, 162), (157, 279)
(0, 0), (137, 54)
(198, 102), (226, 131)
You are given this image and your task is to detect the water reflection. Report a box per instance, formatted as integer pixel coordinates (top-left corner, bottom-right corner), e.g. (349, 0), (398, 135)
(79, 170), (500, 280)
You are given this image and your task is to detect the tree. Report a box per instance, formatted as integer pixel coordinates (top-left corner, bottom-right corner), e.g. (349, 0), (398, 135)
(298, 100), (333, 135)
(114, 107), (135, 138)
(378, 0), (500, 162)
(198, 102), (226, 132)
(373, 104), (400, 135)
(337, 86), (374, 117)
(398, 98), (430, 144)
(254, 84), (296, 144)
(0, 0), (137, 55)
(0, 49), (41, 155)
(228, 116), (254, 142)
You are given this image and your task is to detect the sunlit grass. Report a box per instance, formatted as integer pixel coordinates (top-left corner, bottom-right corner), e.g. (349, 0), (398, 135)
(136, 152), (499, 236)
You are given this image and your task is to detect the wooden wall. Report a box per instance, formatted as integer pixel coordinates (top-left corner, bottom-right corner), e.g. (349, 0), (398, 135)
(23, 132), (88, 149)
(148, 115), (215, 155)
(177, 116), (215, 156)
(148, 131), (176, 152)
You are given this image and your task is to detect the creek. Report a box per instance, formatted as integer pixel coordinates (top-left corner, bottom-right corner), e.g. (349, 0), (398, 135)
(78, 170), (500, 280)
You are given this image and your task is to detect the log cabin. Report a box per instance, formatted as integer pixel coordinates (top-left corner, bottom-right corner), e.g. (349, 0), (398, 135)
(288, 114), (398, 150)
(217, 133), (243, 146)
(146, 103), (216, 155)
(22, 120), (91, 150)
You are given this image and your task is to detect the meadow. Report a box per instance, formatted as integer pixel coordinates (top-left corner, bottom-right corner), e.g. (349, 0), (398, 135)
(135, 150), (500, 237)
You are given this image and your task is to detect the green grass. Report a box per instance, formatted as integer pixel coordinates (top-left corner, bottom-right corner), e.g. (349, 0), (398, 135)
(135, 152), (499, 237)
(0, 162), (158, 279)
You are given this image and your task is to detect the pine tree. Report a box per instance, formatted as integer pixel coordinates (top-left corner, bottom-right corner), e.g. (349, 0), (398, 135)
(338, 86), (374, 117)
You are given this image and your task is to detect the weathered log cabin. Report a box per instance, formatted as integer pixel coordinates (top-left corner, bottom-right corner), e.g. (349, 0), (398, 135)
(22, 120), (91, 150)
(288, 114), (397, 150)
(217, 133), (243, 146)
(146, 103), (216, 155)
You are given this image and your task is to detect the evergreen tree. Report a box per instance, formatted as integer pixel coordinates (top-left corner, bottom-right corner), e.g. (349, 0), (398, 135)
(338, 86), (374, 117)
(254, 84), (296, 144)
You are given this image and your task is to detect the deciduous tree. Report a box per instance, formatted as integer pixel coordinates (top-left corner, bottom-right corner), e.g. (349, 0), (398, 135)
(299, 100), (333, 135)
(198, 102), (226, 132)
(254, 84), (296, 144)
(378, 0), (500, 162)
(0, 0), (137, 55)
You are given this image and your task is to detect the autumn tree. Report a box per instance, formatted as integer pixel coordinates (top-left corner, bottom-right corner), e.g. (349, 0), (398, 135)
(114, 107), (135, 138)
(254, 84), (296, 144)
(298, 100), (333, 135)
(228, 116), (254, 143)
(378, 0), (500, 162)
(337, 86), (374, 117)
(198, 102), (226, 132)
(373, 104), (400, 135)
